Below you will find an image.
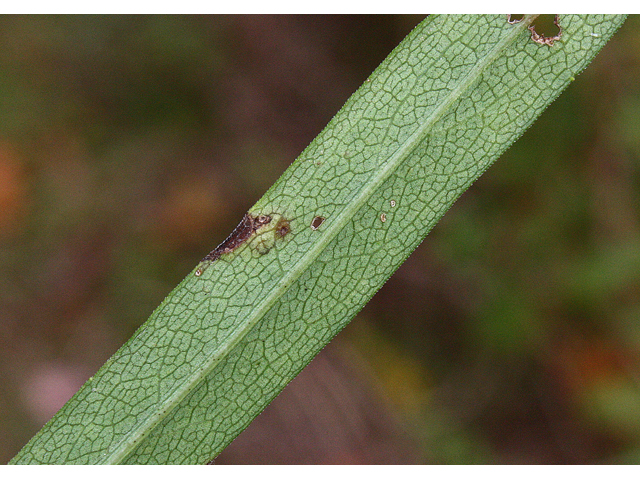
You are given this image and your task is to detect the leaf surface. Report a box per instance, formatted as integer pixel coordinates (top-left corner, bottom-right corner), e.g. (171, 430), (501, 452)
(10, 14), (626, 464)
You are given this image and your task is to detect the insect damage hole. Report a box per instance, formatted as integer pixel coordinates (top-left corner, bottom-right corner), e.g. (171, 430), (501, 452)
(507, 14), (524, 24)
(310, 216), (325, 230)
(528, 14), (561, 46)
(508, 14), (562, 46)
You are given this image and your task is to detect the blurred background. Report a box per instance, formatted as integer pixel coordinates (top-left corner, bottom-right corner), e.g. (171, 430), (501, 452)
(1, 15), (640, 464)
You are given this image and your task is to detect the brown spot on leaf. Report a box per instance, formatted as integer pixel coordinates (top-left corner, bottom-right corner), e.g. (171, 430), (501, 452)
(275, 217), (291, 239)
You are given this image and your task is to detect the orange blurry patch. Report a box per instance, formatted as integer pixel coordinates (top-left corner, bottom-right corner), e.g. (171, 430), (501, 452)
(554, 336), (627, 393)
(0, 143), (28, 236)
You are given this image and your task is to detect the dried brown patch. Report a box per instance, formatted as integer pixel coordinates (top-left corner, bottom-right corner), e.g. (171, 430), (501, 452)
(195, 213), (272, 276)
(275, 217), (291, 239)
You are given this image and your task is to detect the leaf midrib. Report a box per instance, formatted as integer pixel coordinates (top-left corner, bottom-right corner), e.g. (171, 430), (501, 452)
(102, 14), (535, 464)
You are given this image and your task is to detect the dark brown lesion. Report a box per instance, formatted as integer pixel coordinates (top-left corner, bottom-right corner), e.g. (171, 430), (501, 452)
(195, 213), (272, 276)
(202, 213), (272, 262)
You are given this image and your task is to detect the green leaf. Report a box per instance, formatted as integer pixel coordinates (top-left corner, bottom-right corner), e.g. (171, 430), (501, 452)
(10, 14), (626, 464)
